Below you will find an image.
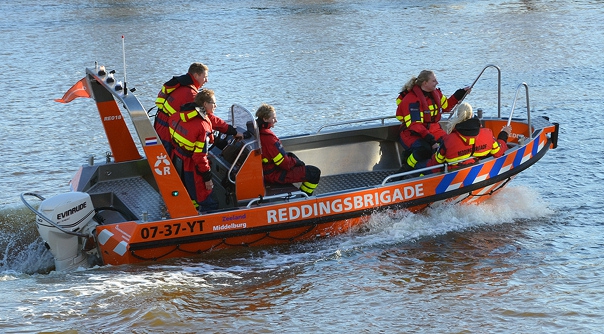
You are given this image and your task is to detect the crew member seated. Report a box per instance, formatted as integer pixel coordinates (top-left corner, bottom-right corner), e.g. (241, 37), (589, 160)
(255, 104), (321, 196)
(426, 102), (511, 170)
(395, 70), (471, 172)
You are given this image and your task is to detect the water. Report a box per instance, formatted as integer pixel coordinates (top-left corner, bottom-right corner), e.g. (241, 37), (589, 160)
(1, 0), (602, 332)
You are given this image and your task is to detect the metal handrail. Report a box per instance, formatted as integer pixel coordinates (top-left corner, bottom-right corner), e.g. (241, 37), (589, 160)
(227, 140), (260, 184)
(507, 82), (532, 139)
(448, 64), (502, 119)
(317, 116), (398, 133)
(246, 191), (309, 208)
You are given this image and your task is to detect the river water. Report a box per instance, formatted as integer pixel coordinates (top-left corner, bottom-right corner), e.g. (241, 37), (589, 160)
(1, 0), (602, 333)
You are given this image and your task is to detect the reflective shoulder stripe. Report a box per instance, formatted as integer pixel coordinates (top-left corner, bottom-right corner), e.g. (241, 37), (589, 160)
(441, 94), (448, 110)
(273, 153), (285, 166)
(446, 153), (471, 164)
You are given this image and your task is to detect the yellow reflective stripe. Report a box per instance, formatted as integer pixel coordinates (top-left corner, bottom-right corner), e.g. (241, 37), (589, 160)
(473, 150), (491, 158)
(179, 110), (198, 122)
(441, 95), (448, 110)
(170, 132), (194, 151)
(445, 154), (471, 164)
(407, 154), (418, 168)
(410, 112), (425, 125)
(186, 110), (197, 119)
(155, 86), (177, 109)
(193, 141), (205, 153)
(460, 135), (474, 145)
(396, 115), (404, 122)
(163, 86), (176, 95)
(301, 181), (318, 190)
(489, 142), (501, 155)
(396, 97), (402, 105)
(262, 158), (269, 163)
(300, 181), (318, 194)
(163, 101), (178, 116)
(155, 97), (166, 109)
(435, 151), (446, 164)
(273, 153), (284, 166)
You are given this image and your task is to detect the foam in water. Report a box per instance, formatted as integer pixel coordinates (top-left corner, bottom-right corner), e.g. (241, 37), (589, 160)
(341, 185), (554, 249)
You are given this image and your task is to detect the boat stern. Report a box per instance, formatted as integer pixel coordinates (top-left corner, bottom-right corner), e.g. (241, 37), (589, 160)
(34, 192), (99, 271)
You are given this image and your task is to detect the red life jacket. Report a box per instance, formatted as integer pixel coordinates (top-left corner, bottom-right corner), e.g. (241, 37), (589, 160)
(155, 74), (197, 114)
(431, 118), (505, 167)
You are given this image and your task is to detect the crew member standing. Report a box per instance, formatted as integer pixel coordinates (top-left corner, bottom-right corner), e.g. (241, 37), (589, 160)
(155, 62), (209, 155)
(168, 89), (217, 212)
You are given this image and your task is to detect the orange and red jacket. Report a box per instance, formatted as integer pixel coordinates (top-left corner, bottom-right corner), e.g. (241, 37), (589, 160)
(168, 104), (214, 204)
(396, 86), (460, 147)
(154, 74), (201, 150)
(258, 127), (298, 173)
(428, 118), (508, 168)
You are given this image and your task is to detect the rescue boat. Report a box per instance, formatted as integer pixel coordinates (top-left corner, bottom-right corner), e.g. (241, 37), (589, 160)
(21, 64), (559, 271)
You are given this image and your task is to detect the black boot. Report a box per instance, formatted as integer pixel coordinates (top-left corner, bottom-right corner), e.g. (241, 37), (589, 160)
(396, 163), (413, 174)
(392, 162), (415, 181)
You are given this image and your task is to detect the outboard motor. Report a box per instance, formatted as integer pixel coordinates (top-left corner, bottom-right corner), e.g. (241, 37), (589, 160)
(36, 192), (98, 271)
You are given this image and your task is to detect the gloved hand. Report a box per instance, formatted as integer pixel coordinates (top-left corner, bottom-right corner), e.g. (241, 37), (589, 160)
(453, 87), (471, 100)
(287, 152), (304, 166)
(424, 134), (436, 146)
(497, 125), (512, 142)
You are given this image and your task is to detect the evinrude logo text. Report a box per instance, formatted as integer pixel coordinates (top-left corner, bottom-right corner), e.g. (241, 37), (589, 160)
(57, 201), (87, 220)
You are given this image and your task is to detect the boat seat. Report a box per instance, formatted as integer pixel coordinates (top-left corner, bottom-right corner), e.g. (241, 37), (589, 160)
(264, 183), (299, 196)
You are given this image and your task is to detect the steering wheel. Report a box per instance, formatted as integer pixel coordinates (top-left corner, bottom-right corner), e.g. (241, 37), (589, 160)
(210, 131), (232, 151)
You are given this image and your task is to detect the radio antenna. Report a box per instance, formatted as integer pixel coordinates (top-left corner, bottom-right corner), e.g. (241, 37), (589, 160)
(122, 35), (128, 94)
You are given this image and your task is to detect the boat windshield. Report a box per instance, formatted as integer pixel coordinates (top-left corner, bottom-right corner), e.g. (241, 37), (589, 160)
(230, 104), (260, 142)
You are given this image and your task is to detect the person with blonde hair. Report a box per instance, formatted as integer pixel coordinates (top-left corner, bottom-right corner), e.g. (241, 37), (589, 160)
(444, 101), (474, 134)
(256, 104), (321, 196)
(395, 70), (471, 172)
(426, 102), (511, 170)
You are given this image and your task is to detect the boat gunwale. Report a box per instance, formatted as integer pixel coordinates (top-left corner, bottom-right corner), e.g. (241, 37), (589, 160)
(126, 133), (553, 252)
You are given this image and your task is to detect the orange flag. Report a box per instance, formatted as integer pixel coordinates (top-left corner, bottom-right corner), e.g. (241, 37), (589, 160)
(54, 77), (91, 103)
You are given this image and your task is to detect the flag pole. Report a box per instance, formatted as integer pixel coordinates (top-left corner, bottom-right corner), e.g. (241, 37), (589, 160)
(122, 35), (127, 95)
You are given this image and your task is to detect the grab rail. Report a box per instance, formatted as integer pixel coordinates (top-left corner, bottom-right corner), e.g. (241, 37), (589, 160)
(227, 140), (259, 184)
(508, 82), (532, 139)
(316, 116), (398, 133)
(448, 64), (502, 119)
(246, 191), (309, 208)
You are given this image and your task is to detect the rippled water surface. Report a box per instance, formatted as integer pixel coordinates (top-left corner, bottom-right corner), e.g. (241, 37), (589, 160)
(1, 0), (603, 333)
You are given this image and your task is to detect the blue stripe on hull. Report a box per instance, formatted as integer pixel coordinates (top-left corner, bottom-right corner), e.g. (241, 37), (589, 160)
(463, 165), (484, 187)
(436, 172), (458, 194)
